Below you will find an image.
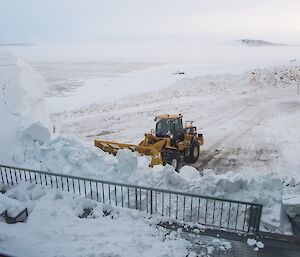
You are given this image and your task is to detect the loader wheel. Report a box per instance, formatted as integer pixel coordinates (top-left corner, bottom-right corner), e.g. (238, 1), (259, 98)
(185, 141), (200, 163)
(162, 149), (180, 171)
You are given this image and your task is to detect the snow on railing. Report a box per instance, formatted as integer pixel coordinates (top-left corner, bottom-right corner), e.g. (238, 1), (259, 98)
(0, 208), (28, 224)
(0, 164), (262, 233)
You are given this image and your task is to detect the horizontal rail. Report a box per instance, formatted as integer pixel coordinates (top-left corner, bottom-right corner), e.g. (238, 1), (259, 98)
(0, 164), (263, 233)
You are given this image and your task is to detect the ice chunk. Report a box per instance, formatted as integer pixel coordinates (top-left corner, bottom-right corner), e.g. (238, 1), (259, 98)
(116, 149), (138, 173)
(179, 166), (200, 181)
(22, 121), (51, 144)
(282, 194), (300, 218)
(247, 238), (257, 246)
(256, 241), (264, 248)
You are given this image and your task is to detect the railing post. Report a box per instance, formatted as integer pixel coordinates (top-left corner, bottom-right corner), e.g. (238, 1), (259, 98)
(255, 205), (262, 232)
(135, 188), (138, 210)
(248, 205), (262, 232)
(150, 190), (153, 215)
(9, 168), (13, 185)
(0, 167), (4, 183)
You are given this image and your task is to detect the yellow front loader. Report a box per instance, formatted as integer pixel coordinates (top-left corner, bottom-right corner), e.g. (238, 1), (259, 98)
(95, 114), (203, 170)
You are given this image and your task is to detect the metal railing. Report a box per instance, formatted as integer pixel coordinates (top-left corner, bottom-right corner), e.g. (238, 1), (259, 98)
(0, 164), (262, 233)
(0, 208), (28, 224)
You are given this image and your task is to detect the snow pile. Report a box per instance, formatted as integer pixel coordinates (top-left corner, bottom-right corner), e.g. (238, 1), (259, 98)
(0, 193), (29, 217)
(0, 51), (51, 166)
(247, 238), (264, 251)
(178, 167), (295, 234)
(0, 53), (155, 178)
(282, 193), (300, 219)
(0, 183), (196, 257)
(172, 66), (300, 97)
(28, 135), (118, 177)
(116, 149), (139, 173)
(243, 66), (300, 88)
(282, 188), (300, 232)
(179, 165), (200, 181)
(0, 52), (120, 178)
(19, 142), (297, 234)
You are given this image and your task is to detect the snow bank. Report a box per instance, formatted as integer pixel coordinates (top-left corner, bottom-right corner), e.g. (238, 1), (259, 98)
(3, 121), (294, 235)
(0, 51), (51, 166)
(187, 171), (292, 233)
(28, 135), (118, 177)
(243, 66), (300, 88)
(0, 183), (195, 257)
(19, 136), (296, 233)
(247, 238), (264, 252)
(0, 193), (29, 217)
(116, 149), (139, 173)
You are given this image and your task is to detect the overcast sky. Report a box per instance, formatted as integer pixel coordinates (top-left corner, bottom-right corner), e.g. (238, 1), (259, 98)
(1, 0), (300, 44)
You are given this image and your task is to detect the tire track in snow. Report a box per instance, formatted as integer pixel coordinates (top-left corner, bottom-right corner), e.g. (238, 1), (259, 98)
(193, 95), (270, 172)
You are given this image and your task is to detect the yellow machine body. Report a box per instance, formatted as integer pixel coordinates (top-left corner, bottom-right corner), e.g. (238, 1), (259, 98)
(94, 114), (203, 169)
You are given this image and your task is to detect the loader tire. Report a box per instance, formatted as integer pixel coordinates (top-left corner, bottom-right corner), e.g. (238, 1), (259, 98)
(162, 149), (180, 171)
(185, 141), (200, 163)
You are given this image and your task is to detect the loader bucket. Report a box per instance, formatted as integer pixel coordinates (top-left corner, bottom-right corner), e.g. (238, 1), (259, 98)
(94, 140), (164, 166)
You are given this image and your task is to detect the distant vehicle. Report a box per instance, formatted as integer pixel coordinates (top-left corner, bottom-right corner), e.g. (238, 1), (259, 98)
(173, 71), (185, 75)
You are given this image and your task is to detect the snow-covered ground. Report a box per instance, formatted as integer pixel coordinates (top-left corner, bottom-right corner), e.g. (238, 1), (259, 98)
(49, 64), (300, 233)
(4, 43), (300, 112)
(40, 44), (300, 112)
(41, 45), (300, 233)
(52, 66), (300, 175)
(0, 182), (200, 257)
(1, 43), (300, 256)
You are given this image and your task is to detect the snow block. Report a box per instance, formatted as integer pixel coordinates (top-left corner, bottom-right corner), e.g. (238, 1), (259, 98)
(179, 166), (200, 181)
(282, 194), (300, 218)
(116, 149), (138, 173)
(22, 121), (51, 144)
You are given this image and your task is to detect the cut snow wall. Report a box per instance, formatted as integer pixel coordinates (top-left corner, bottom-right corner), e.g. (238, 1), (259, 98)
(0, 51), (51, 165)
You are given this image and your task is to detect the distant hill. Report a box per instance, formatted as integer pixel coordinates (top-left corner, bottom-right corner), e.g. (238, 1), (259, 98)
(0, 43), (33, 47)
(224, 39), (299, 47)
(237, 39), (288, 47)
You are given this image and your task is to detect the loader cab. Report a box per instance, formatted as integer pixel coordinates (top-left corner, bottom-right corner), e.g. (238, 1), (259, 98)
(155, 114), (184, 143)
